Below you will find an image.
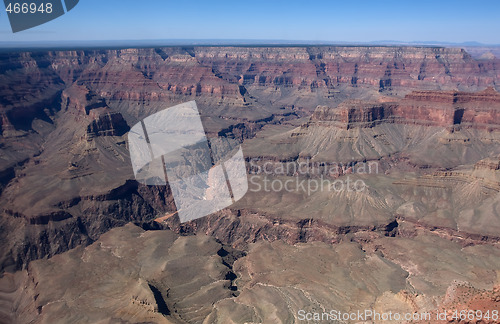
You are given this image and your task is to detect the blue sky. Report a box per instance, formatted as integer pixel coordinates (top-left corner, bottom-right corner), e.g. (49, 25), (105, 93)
(1, 0), (499, 44)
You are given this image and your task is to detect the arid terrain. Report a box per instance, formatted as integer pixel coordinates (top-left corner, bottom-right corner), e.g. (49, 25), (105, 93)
(1, 46), (500, 323)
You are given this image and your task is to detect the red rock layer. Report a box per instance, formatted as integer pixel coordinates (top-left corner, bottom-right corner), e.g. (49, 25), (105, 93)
(197, 46), (500, 90)
(395, 87), (500, 129)
(313, 88), (500, 130)
(311, 100), (395, 129)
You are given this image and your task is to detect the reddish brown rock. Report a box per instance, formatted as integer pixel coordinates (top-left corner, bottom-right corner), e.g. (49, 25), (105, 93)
(311, 100), (395, 129)
(312, 88), (500, 130)
(86, 112), (129, 139)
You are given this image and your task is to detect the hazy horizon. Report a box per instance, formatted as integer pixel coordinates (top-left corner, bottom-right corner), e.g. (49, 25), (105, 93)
(0, 39), (499, 51)
(1, 0), (499, 44)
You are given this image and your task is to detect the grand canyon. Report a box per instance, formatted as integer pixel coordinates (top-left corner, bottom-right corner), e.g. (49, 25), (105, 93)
(0, 45), (500, 323)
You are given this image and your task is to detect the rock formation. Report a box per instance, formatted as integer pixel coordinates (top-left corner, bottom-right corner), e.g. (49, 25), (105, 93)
(1, 45), (500, 323)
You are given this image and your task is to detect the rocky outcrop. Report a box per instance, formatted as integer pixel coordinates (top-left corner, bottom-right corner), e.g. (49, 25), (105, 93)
(311, 100), (395, 129)
(475, 156), (500, 170)
(309, 87), (500, 130)
(86, 112), (129, 139)
(395, 87), (500, 129)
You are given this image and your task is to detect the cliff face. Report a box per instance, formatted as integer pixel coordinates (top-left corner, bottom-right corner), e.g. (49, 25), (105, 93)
(395, 87), (500, 129)
(311, 100), (395, 128)
(1, 46), (498, 115)
(1, 46), (499, 139)
(197, 46), (499, 90)
(86, 112), (129, 139)
(310, 87), (500, 130)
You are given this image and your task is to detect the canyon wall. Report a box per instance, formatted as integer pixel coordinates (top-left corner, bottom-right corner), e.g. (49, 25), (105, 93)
(311, 87), (500, 130)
